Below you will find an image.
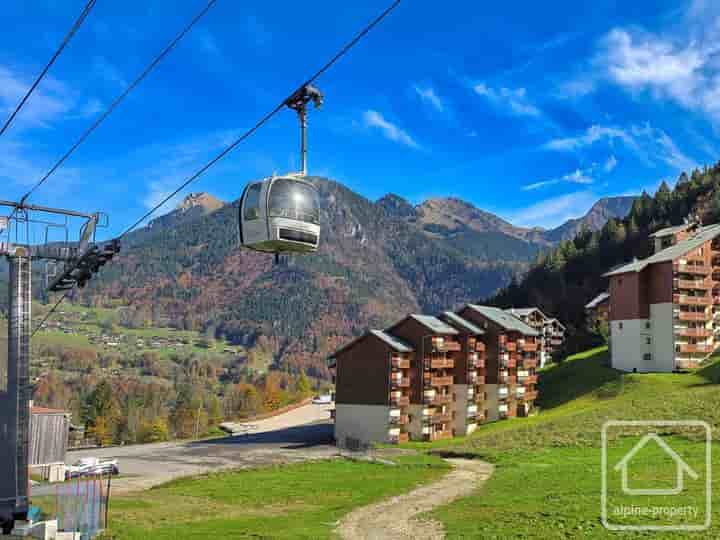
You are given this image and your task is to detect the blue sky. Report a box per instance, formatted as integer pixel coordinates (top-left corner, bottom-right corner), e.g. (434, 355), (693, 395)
(2, 0), (720, 239)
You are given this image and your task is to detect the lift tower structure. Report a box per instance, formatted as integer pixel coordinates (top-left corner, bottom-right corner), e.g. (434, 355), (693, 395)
(0, 200), (119, 532)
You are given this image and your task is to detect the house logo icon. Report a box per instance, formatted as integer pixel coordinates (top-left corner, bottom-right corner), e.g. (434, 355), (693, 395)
(614, 433), (699, 496)
(601, 420), (712, 532)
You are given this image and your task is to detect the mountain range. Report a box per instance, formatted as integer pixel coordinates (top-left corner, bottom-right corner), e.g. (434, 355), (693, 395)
(0, 179), (630, 377)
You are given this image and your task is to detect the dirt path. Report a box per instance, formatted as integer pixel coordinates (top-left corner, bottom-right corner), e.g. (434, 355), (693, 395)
(336, 458), (494, 540)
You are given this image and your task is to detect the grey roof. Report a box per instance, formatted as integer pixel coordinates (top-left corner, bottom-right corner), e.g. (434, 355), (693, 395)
(547, 318), (566, 330)
(585, 292), (610, 309)
(466, 305), (539, 336)
(369, 330), (414, 352)
(327, 328), (414, 361)
(648, 224), (689, 238)
(440, 311), (485, 335)
(604, 223), (720, 277)
(409, 314), (459, 335)
(504, 307), (549, 321)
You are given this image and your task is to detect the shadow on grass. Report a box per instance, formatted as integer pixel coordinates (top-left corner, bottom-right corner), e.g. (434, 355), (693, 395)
(694, 356), (720, 385)
(537, 348), (622, 410)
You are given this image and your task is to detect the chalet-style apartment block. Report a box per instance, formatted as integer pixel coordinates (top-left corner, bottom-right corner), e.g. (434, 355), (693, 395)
(329, 314), (488, 448)
(604, 222), (720, 372)
(458, 305), (540, 419)
(505, 308), (565, 366)
(585, 292), (610, 330)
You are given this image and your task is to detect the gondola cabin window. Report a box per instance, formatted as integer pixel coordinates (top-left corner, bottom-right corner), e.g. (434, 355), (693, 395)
(269, 179), (320, 224)
(244, 183), (262, 220)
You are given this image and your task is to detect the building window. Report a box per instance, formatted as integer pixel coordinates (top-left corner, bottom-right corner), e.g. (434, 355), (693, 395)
(645, 322), (650, 329)
(619, 322), (623, 330)
(646, 337), (651, 345)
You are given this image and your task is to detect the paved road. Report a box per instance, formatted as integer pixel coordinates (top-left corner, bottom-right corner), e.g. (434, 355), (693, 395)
(33, 404), (336, 495)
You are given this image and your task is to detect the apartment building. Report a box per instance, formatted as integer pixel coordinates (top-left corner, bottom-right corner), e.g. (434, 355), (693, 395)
(585, 292), (610, 330)
(386, 315), (461, 442)
(604, 222), (720, 372)
(438, 311), (487, 436)
(457, 305), (540, 419)
(505, 308), (564, 366)
(329, 330), (414, 449)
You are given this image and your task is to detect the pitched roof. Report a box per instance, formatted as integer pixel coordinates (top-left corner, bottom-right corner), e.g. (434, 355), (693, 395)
(369, 330), (414, 352)
(505, 307), (549, 321)
(648, 224), (689, 238)
(547, 318), (566, 330)
(585, 292), (610, 309)
(440, 311), (484, 335)
(408, 314), (459, 335)
(465, 305), (539, 336)
(328, 329), (414, 360)
(604, 223), (720, 277)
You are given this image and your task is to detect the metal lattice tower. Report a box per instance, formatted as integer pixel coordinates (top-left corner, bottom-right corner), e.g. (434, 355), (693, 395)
(0, 202), (118, 531)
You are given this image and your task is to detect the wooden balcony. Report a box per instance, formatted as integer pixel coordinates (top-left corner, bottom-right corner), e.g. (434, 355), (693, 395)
(474, 375), (485, 385)
(390, 395), (410, 407)
(500, 357), (516, 369)
(522, 390), (539, 401)
(677, 311), (709, 322)
(676, 343), (714, 354)
(391, 376), (410, 388)
(469, 356), (485, 369)
(391, 357), (410, 369)
(474, 341), (485, 352)
(673, 294), (712, 306)
(429, 393), (453, 406)
(674, 263), (711, 275)
(430, 375), (454, 387)
(425, 357), (454, 370)
(504, 342), (517, 352)
(675, 327), (712, 338)
(439, 340), (462, 352)
(431, 412), (453, 424)
(498, 374), (516, 384)
(389, 414), (410, 425)
(427, 430), (453, 441)
(674, 278), (712, 290)
(522, 341), (539, 352)
(518, 374), (538, 384)
(521, 357), (539, 369)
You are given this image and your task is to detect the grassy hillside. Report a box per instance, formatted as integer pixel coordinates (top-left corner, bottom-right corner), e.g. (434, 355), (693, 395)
(425, 349), (720, 537)
(81, 454), (448, 540)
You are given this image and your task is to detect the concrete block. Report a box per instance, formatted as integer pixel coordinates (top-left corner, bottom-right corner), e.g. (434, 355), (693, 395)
(30, 520), (57, 540)
(54, 533), (82, 540)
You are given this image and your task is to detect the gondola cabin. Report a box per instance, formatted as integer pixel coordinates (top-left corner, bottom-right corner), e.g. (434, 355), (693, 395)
(239, 175), (320, 254)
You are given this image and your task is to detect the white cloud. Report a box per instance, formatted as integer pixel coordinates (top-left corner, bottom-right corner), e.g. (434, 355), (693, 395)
(473, 83), (541, 117)
(0, 66), (75, 129)
(138, 130), (243, 211)
(603, 154), (618, 172)
(596, 12), (720, 123)
(363, 110), (420, 149)
(556, 76), (597, 99)
(601, 29), (703, 107)
(543, 125), (633, 151)
(413, 85), (444, 112)
(523, 165), (596, 191)
(543, 123), (696, 174)
(508, 191), (597, 228)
